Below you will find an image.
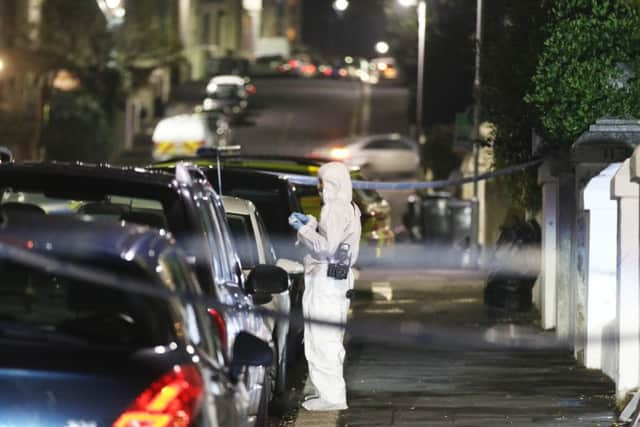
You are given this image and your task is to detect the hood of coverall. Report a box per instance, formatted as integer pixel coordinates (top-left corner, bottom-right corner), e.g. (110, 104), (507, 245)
(318, 162), (353, 204)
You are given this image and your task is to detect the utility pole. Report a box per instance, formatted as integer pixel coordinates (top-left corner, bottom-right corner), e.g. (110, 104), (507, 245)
(472, 0), (483, 198)
(416, 0), (427, 146)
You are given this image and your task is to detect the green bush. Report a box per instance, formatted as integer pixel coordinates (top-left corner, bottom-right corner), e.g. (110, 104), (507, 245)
(526, 0), (640, 145)
(42, 91), (112, 162)
(0, 112), (36, 159)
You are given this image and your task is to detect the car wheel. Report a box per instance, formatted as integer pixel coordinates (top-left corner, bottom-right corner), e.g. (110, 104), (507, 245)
(255, 370), (272, 427)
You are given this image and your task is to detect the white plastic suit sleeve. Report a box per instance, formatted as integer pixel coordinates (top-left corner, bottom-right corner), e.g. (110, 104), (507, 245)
(298, 204), (346, 259)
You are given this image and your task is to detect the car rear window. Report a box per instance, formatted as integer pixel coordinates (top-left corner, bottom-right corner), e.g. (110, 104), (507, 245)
(0, 191), (168, 230)
(0, 260), (176, 349)
(211, 84), (242, 99)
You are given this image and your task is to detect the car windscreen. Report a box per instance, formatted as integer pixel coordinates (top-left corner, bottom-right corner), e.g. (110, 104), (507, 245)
(227, 213), (259, 269)
(0, 259), (176, 349)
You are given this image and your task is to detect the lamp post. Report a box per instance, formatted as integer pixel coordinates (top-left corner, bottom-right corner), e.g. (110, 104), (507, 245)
(472, 0), (483, 198)
(398, 0), (427, 145)
(416, 0), (426, 145)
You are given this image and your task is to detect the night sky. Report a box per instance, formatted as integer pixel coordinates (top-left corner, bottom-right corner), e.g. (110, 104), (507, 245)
(301, 0), (476, 127)
(301, 0), (387, 58)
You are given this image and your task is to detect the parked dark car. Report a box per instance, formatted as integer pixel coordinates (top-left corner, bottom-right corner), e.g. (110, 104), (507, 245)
(0, 212), (274, 426)
(151, 163), (306, 363)
(0, 162), (287, 427)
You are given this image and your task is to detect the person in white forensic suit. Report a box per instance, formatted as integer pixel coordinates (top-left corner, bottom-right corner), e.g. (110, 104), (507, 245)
(288, 162), (361, 411)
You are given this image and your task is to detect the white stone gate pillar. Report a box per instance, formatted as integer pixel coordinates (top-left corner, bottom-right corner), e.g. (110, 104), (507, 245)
(611, 158), (639, 397)
(582, 163), (620, 376)
(538, 160), (559, 330)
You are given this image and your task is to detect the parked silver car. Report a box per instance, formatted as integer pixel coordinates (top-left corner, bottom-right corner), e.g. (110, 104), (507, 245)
(222, 196), (304, 395)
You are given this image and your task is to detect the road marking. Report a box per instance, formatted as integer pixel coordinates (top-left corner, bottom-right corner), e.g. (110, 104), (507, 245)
(373, 299), (417, 305)
(349, 84), (362, 137)
(363, 308), (404, 314)
(371, 281), (393, 301)
(279, 112), (294, 146)
(360, 83), (372, 135)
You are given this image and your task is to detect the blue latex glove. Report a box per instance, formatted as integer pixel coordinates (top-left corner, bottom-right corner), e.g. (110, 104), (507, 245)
(292, 212), (309, 225)
(288, 213), (304, 231)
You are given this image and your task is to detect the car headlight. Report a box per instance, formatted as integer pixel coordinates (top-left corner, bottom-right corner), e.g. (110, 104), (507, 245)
(329, 147), (350, 160)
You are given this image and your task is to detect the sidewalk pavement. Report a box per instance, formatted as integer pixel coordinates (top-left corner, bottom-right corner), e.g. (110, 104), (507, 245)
(293, 270), (615, 426)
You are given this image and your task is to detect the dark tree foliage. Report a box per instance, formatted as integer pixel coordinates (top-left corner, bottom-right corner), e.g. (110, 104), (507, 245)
(42, 91), (111, 162)
(40, 0), (111, 71)
(36, 0), (182, 162)
(526, 0), (640, 145)
(116, 0), (182, 65)
(482, 0), (549, 210)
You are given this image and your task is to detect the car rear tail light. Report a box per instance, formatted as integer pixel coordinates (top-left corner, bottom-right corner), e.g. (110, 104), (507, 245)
(208, 308), (228, 354)
(246, 84), (257, 95)
(113, 365), (204, 427)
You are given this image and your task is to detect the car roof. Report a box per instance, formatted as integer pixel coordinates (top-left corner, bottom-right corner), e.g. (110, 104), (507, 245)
(152, 162), (294, 186)
(153, 155), (360, 177)
(0, 162), (175, 185)
(0, 162), (183, 200)
(349, 133), (408, 144)
(0, 212), (179, 280)
(221, 195), (256, 216)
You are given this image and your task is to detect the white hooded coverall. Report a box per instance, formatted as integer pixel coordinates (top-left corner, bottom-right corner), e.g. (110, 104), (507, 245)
(297, 162), (361, 406)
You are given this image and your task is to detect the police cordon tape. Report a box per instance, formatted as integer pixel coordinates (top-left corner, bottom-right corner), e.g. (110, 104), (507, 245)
(0, 241), (568, 352)
(278, 158), (543, 190)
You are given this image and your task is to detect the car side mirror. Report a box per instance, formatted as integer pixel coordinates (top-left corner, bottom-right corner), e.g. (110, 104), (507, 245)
(246, 265), (289, 295)
(231, 332), (273, 368)
(276, 258), (304, 276)
(0, 146), (13, 163)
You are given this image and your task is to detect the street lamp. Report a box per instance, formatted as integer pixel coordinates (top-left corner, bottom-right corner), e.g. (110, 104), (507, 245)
(399, 0), (427, 146)
(96, 0), (126, 29)
(333, 0), (349, 13)
(375, 41), (390, 55)
(472, 0), (483, 198)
